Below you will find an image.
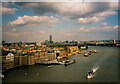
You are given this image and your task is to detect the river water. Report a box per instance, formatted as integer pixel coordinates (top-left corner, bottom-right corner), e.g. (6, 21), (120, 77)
(2, 46), (118, 82)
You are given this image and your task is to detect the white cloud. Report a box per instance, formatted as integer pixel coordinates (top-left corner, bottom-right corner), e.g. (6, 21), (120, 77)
(90, 25), (118, 31)
(40, 30), (46, 34)
(77, 25), (118, 32)
(3, 31), (30, 38)
(113, 25), (118, 29)
(48, 25), (56, 28)
(8, 15), (59, 26)
(4, 32), (20, 37)
(85, 0), (118, 2)
(64, 33), (73, 36)
(12, 28), (16, 31)
(79, 27), (90, 32)
(94, 10), (117, 17)
(3, 2), (116, 25)
(77, 17), (104, 24)
(104, 25), (118, 30)
(2, 7), (18, 14)
(101, 22), (107, 26)
(15, 2), (117, 19)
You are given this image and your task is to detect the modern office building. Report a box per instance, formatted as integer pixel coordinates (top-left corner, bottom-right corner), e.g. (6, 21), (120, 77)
(49, 35), (53, 43)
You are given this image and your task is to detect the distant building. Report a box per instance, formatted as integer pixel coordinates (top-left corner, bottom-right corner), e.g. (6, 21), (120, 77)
(65, 40), (69, 43)
(45, 40), (49, 44)
(114, 40), (116, 44)
(109, 40), (114, 44)
(36, 42), (41, 46)
(60, 41), (62, 44)
(49, 35), (53, 43)
(2, 41), (5, 46)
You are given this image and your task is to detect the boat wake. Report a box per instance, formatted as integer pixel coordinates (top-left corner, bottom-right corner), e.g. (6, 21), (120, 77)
(92, 66), (99, 73)
(92, 55), (108, 73)
(86, 53), (109, 79)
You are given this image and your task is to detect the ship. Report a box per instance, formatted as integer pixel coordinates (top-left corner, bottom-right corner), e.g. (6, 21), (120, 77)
(86, 70), (95, 79)
(86, 66), (99, 79)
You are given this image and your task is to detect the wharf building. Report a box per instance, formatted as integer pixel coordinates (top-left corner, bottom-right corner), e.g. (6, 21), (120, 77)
(1, 43), (79, 72)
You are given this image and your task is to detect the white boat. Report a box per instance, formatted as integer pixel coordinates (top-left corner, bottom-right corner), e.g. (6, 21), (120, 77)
(84, 53), (89, 57)
(86, 71), (95, 79)
(47, 66), (52, 68)
(92, 50), (97, 53)
(87, 74), (94, 79)
(0, 73), (5, 79)
(86, 66), (99, 79)
(58, 62), (65, 65)
(64, 60), (75, 66)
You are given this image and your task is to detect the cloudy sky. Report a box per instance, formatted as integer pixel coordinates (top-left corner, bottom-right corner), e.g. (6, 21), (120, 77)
(2, 2), (119, 42)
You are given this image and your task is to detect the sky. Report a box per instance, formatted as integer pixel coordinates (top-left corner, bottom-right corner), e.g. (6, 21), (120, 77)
(1, 2), (119, 42)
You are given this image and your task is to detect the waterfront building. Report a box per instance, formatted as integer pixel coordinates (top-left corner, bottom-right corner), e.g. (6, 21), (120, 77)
(2, 54), (14, 72)
(28, 56), (36, 65)
(19, 56), (28, 66)
(6, 53), (14, 61)
(14, 56), (20, 67)
(66, 46), (78, 56)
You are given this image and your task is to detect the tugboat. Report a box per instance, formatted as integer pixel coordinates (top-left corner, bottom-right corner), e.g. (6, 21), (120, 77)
(86, 66), (99, 79)
(86, 70), (95, 79)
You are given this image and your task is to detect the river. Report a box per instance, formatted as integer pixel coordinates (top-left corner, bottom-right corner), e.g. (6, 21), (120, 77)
(2, 46), (118, 82)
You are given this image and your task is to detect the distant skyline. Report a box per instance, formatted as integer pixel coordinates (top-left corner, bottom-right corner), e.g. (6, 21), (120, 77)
(2, 2), (119, 42)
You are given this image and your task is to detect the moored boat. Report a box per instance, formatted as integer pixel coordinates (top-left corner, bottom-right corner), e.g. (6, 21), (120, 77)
(47, 66), (52, 68)
(84, 53), (89, 57)
(92, 50), (97, 53)
(0, 73), (5, 79)
(64, 60), (75, 66)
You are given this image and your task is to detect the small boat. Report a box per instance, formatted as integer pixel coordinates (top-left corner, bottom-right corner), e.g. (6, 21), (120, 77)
(84, 53), (89, 57)
(0, 73), (5, 79)
(86, 70), (95, 79)
(58, 61), (65, 65)
(64, 60), (75, 66)
(78, 51), (83, 54)
(24, 73), (28, 75)
(47, 66), (52, 68)
(86, 66), (99, 79)
(92, 50), (97, 53)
